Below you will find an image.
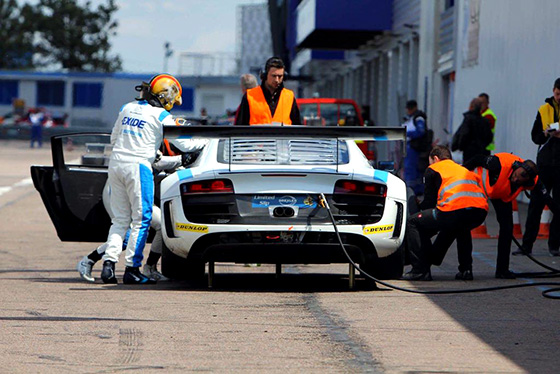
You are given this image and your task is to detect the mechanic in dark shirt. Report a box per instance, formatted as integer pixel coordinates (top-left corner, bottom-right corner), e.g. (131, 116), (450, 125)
(234, 57), (301, 126)
(403, 145), (488, 281)
(517, 78), (560, 257)
(464, 153), (538, 278)
(451, 98), (493, 164)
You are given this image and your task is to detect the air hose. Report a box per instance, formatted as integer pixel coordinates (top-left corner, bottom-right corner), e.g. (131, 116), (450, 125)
(318, 194), (560, 299)
(515, 190), (560, 278)
(511, 236), (560, 278)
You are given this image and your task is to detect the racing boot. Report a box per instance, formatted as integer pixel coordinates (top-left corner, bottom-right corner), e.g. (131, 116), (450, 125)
(142, 264), (169, 281)
(101, 260), (118, 284)
(455, 269), (474, 281)
(123, 266), (157, 284)
(401, 269), (432, 281)
(77, 256), (96, 282)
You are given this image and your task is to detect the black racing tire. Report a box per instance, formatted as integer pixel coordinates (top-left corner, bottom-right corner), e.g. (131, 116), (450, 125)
(360, 245), (404, 280)
(161, 241), (188, 280)
(407, 186), (419, 216)
(161, 241), (205, 281)
(184, 258), (206, 281)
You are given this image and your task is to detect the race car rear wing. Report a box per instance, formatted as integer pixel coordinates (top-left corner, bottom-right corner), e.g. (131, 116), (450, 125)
(163, 125), (406, 143)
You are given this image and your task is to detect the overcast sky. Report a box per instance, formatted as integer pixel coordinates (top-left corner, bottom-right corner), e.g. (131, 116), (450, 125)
(21, 0), (266, 74)
(111, 0), (267, 74)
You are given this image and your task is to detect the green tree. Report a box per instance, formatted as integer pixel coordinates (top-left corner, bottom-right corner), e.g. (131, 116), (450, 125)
(24, 0), (122, 72)
(0, 0), (35, 69)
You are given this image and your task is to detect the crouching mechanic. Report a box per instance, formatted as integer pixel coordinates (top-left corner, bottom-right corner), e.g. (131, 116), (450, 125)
(76, 146), (199, 282)
(464, 153), (538, 278)
(403, 145), (488, 281)
(99, 73), (188, 284)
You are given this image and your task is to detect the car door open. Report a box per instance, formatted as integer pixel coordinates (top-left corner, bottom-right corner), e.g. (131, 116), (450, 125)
(31, 133), (112, 242)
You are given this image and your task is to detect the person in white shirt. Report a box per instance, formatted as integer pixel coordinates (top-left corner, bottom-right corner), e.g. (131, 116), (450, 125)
(100, 74), (184, 284)
(77, 145), (196, 283)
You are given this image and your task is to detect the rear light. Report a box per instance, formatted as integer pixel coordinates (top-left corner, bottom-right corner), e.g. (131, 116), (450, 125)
(334, 179), (386, 197)
(341, 181), (358, 192)
(182, 179), (234, 194)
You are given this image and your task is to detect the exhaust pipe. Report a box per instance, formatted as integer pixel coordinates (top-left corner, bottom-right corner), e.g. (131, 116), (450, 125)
(273, 206), (295, 218)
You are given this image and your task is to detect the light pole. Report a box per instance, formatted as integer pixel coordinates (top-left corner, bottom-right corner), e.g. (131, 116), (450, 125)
(164, 42), (173, 72)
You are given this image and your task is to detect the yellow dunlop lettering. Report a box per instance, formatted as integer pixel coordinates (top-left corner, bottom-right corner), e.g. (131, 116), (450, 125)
(175, 223), (208, 233)
(363, 224), (394, 235)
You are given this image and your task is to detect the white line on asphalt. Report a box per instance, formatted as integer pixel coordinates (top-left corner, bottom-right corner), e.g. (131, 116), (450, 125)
(0, 177), (33, 197)
(14, 178), (33, 188)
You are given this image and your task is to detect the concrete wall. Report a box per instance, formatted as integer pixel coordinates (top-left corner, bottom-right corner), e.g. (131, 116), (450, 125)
(195, 85), (243, 117)
(452, 0), (560, 161)
(295, 0), (560, 164)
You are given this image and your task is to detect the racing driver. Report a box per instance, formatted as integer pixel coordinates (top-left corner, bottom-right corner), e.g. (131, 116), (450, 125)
(99, 74), (183, 284)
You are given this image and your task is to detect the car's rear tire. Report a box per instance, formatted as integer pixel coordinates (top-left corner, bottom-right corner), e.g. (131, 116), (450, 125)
(161, 241), (205, 281)
(161, 241), (187, 279)
(184, 258), (206, 281)
(360, 245), (404, 280)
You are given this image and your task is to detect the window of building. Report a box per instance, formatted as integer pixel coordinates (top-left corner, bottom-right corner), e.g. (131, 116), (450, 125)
(0, 80), (19, 105)
(173, 86), (194, 111)
(73, 82), (103, 108)
(37, 80), (65, 106)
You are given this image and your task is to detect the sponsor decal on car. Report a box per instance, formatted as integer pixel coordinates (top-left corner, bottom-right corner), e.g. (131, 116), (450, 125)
(303, 196), (315, 206)
(279, 195), (297, 205)
(175, 223), (208, 233)
(252, 195), (317, 208)
(363, 224), (394, 235)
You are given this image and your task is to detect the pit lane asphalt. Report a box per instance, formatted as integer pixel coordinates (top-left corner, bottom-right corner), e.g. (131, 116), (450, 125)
(1, 139), (559, 373)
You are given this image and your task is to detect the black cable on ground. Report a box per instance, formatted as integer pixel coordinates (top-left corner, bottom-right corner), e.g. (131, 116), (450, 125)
(319, 194), (560, 299)
(511, 236), (560, 277)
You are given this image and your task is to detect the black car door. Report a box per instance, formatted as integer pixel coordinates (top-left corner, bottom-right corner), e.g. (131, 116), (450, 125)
(30, 133), (112, 242)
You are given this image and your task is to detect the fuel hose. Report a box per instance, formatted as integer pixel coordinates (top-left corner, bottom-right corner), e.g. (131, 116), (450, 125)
(319, 193), (560, 299)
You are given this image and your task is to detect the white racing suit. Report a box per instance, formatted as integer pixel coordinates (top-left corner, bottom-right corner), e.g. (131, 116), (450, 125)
(94, 149), (203, 257)
(102, 100), (175, 268)
(92, 184), (162, 258)
(102, 101), (205, 268)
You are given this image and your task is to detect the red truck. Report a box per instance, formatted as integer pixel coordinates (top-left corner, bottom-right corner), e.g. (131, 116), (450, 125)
(296, 98), (375, 160)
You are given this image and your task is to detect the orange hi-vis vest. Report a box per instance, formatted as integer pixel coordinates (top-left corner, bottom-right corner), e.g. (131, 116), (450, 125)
(429, 159), (488, 212)
(246, 86), (294, 125)
(475, 153), (526, 202)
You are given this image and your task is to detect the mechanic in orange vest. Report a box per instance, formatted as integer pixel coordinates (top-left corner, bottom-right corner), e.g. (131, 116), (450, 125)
(403, 145), (488, 281)
(234, 57), (301, 126)
(464, 153), (538, 279)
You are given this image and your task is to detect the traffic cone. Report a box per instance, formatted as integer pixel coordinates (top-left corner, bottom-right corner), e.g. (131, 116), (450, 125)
(537, 205), (552, 239)
(512, 200), (523, 239)
(471, 220), (492, 239)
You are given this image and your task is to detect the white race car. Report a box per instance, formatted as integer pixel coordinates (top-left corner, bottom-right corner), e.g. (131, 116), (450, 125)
(159, 126), (407, 281)
(31, 126), (407, 283)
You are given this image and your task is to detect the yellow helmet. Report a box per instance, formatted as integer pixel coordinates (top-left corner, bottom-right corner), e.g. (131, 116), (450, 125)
(149, 74), (182, 111)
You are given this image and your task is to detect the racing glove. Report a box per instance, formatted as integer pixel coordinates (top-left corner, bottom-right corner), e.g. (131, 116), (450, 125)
(181, 153), (195, 167)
